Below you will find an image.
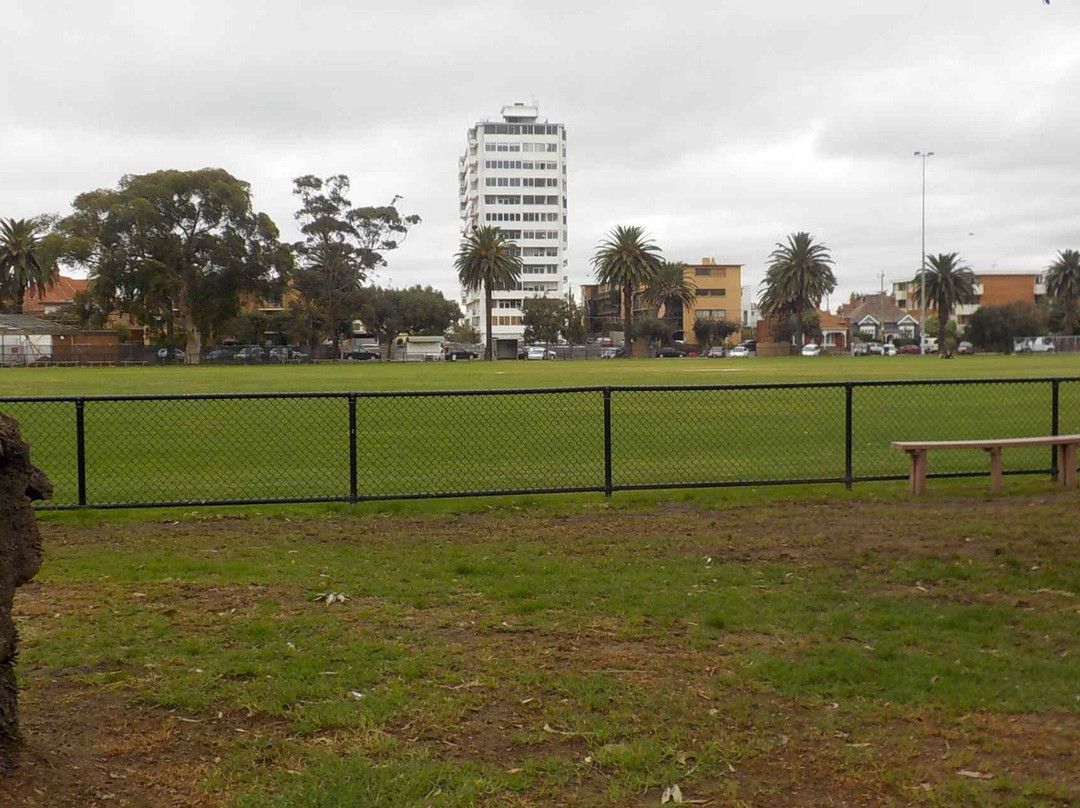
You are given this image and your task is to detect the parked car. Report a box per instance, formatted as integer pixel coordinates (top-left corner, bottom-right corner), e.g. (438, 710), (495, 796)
(727, 345), (750, 358)
(232, 347), (265, 363)
(446, 347), (479, 360)
(526, 345), (556, 360)
(157, 347), (186, 363)
(599, 346), (624, 359)
(852, 342), (870, 356)
(738, 340), (757, 353)
(342, 347), (380, 361)
(800, 343), (821, 357)
(1014, 337), (1055, 353)
(655, 346), (688, 358)
(270, 346), (309, 362)
(897, 344), (921, 354)
(866, 342), (884, 355)
(705, 346), (726, 358)
(882, 343), (897, 356)
(957, 341), (973, 355)
(205, 347), (236, 362)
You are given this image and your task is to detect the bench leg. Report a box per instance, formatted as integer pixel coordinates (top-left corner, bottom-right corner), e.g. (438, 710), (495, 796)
(987, 447), (1003, 493)
(907, 449), (927, 495)
(1059, 443), (1078, 489)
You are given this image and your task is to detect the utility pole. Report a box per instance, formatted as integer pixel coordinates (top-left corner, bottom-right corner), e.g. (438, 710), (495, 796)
(915, 151), (934, 354)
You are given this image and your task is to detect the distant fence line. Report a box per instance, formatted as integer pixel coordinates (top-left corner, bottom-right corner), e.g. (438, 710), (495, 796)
(3, 377), (1079, 510)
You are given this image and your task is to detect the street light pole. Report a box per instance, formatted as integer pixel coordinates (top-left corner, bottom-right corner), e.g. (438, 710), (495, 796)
(914, 151), (934, 355)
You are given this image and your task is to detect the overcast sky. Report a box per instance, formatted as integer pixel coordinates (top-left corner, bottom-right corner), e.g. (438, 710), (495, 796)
(3, 0), (1077, 311)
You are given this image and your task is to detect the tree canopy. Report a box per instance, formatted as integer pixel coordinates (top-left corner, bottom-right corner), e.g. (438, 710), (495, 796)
(60, 168), (290, 359)
(590, 225), (664, 358)
(1046, 248), (1080, 336)
(910, 252), (978, 355)
(0, 217), (57, 314)
(522, 296), (568, 346)
(454, 225), (522, 360)
(291, 174), (420, 354)
(359, 285), (461, 358)
(759, 232), (836, 349)
(965, 301), (1047, 353)
(643, 261), (696, 341)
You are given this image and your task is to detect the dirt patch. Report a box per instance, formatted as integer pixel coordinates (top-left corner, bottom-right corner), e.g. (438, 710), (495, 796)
(4, 493), (1080, 806)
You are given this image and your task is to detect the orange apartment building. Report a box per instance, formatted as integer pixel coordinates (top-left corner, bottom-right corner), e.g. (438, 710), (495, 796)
(680, 258), (742, 340)
(893, 271), (1046, 331)
(580, 257), (743, 344)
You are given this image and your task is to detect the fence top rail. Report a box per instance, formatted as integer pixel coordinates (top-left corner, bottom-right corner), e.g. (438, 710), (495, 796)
(1, 376), (1079, 404)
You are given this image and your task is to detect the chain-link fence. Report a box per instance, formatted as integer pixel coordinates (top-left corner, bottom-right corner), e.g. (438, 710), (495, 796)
(4, 377), (1078, 509)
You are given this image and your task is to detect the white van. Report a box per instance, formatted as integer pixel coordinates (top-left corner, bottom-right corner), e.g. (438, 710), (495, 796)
(1014, 337), (1056, 354)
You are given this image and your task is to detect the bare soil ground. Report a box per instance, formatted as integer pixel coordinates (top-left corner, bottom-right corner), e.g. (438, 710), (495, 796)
(3, 493), (1080, 807)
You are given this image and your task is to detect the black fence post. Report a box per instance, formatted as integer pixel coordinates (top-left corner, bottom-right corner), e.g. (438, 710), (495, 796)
(348, 394), (358, 504)
(845, 383), (854, 491)
(1051, 379), (1060, 480)
(75, 398), (87, 507)
(603, 387), (613, 497)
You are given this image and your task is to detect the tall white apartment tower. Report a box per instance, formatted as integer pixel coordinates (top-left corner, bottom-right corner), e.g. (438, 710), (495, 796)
(458, 103), (567, 356)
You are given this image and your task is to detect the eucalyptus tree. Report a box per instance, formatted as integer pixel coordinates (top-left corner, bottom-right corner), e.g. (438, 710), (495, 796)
(590, 225), (664, 358)
(61, 169), (291, 360)
(910, 252), (978, 354)
(454, 225), (522, 360)
(1046, 248), (1080, 336)
(759, 232), (836, 350)
(0, 217), (56, 314)
(292, 175), (420, 354)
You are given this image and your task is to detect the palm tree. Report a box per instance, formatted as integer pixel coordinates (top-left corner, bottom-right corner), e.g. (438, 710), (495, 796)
(643, 261), (696, 343)
(759, 232), (836, 350)
(1046, 249), (1080, 336)
(454, 226), (522, 360)
(910, 252), (978, 354)
(590, 225), (664, 358)
(0, 217), (55, 314)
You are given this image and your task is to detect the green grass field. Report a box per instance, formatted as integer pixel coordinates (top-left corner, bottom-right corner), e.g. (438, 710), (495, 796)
(12, 495), (1080, 806)
(2, 354), (1079, 507)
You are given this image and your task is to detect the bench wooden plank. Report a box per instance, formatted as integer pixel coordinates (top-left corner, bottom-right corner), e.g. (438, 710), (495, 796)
(891, 434), (1080, 494)
(892, 434), (1080, 451)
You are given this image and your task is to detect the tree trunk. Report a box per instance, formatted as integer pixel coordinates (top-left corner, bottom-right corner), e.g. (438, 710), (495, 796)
(938, 309), (948, 356)
(13, 289), (25, 316)
(623, 284), (634, 359)
(178, 279), (201, 364)
(1065, 300), (1077, 337)
(794, 303), (805, 354)
(484, 283), (494, 361)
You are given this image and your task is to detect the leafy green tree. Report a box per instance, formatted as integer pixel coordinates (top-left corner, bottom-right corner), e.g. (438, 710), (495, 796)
(1046, 248), (1080, 336)
(448, 321), (481, 345)
(292, 175), (420, 356)
(643, 261), (696, 338)
(759, 232), (836, 350)
(562, 298), (588, 346)
(60, 169), (290, 361)
(910, 252), (978, 355)
(965, 302), (1047, 353)
(454, 225), (522, 360)
(522, 296), (567, 347)
(0, 217), (57, 314)
(359, 285), (461, 358)
(776, 309), (823, 345)
(590, 225), (664, 358)
(635, 316), (674, 350)
(692, 317), (740, 347)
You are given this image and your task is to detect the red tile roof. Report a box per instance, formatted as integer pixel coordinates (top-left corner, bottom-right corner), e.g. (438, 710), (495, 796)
(22, 275), (88, 313)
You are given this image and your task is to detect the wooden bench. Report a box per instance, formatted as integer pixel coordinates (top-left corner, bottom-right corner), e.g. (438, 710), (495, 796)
(892, 435), (1080, 494)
